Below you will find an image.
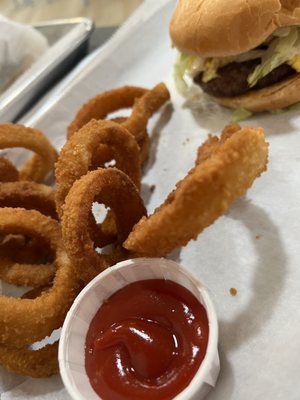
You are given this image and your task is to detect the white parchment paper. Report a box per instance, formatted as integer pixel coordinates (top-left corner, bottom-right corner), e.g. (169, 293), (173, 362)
(1, 0), (300, 398)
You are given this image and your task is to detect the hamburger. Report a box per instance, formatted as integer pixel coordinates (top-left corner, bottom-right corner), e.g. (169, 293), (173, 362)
(169, 0), (300, 113)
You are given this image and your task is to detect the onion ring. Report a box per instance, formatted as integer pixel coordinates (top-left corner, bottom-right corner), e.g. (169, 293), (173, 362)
(0, 342), (58, 378)
(0, 157), (19, 182)
(67, 86), (148, 138)
(61, 168), (146, 284)
(55, 119), (141, 218)
(67, 83), (169, 164)
(0, 208), (80, 347)
(0, 234), (48, 265)
(121, 82), (170, 142)
(21, 285), (51, 300)
(0, 182), (58, 286)
(195, 124), (242, 165)
(137, 129), (150, 165)
(86, 117), (148, 246)
(123, 126), (269, 257)
(0, 181), (57, 219)
(113, 116), (150, 164)
(0, 286), (59, 377)
(19, 282), (84, 301)
(88, 207), (117, 248)
(91, 117), (150, 168)
(0, 254), (55, 288)
(0, 124), (57, 182)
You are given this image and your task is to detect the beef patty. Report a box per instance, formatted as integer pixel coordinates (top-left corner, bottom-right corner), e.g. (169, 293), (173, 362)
(194, 59), (295, 97)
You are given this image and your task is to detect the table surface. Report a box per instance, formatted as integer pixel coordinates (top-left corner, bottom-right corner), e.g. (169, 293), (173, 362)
(0, 0), (143, 27)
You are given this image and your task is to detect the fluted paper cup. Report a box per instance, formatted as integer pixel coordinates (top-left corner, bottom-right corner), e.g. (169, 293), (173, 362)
(59, 258), (220, 400)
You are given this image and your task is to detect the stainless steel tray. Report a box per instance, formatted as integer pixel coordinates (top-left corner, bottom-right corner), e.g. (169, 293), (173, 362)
(15, 1), (300, 398)
(0, 17), (93, 122)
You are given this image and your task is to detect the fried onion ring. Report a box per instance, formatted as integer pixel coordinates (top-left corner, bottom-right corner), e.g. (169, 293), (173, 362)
(91, 117), (150, 168)
(0, 157), (19, 182)
(67, 83), (169, 165)
(0, 208), (80, 347)
(123, 127), (269, 257)
(0, 182), (58, 286)
(0, 181), (57, 219)
(55, 119), (141, 218)
(0, 286), (59, 377)
(121, 82), (170, 142)
(86, 117), (148, 246)
(61, 168), (146, 284)
(0, 235), (48, 265)
(137, 129), (150, 165)
(0, 254), (55, 288)
(195, 124), (242, 165)
(67, 86), (148, 138)
(0, 124), (57, 182)
(0, 288), (58, 377)
(0, 342), (58, 377)
(21, 285), (52, 299)
(112, 116), (150, 164)
(87, 207), (117, 248)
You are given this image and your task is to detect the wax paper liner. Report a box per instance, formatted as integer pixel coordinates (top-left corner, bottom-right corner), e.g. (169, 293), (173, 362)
(1, 0), (300, 398)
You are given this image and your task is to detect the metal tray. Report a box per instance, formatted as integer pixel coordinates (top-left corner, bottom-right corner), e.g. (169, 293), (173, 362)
(0, 17), (93, 122)
(13, 1), (300, 399)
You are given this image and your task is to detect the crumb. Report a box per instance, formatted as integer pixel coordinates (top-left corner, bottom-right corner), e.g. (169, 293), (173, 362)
(149, 184), (156, 193)
(255, 235), (261, 240)
(230, 288), (237, 296)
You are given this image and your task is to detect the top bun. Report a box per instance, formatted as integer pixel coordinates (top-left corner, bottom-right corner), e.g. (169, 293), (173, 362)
(170, 0), (300, 57)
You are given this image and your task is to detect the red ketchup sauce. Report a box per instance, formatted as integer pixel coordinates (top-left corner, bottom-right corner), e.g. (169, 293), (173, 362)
(85, 279), (209, 400)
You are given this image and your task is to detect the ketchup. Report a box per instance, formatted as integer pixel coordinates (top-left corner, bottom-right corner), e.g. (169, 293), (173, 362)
(85, 279), (209, 400)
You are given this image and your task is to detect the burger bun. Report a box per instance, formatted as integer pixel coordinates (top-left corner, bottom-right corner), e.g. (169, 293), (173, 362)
(170, 0), (300, 57)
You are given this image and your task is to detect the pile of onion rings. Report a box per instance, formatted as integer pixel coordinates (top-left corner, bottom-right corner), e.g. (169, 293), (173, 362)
(0, 124), (57, 182)
(0, 83), (170, 377)
(0, 208), (80, 377)
(0, 179), (58, 288)
(59, 80), (268, 277)
(56, 83), (170, 249)
(0, 125), (76, 377)
(0, 82), (269, 380)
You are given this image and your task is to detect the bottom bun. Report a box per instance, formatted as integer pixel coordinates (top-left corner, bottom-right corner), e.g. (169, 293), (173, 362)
(210, 74), (300, 112)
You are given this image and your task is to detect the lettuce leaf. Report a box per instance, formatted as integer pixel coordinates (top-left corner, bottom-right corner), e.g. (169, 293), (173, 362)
(173, 53), (195, 95)
(231, 108), (253, 123)
(248, 27), (300, 87)
(200, 50), (266, 82)
(175, 27), (300, 93)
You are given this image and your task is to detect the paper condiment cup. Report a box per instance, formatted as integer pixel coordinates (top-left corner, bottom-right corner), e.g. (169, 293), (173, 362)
(59, 258), (220, 400)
